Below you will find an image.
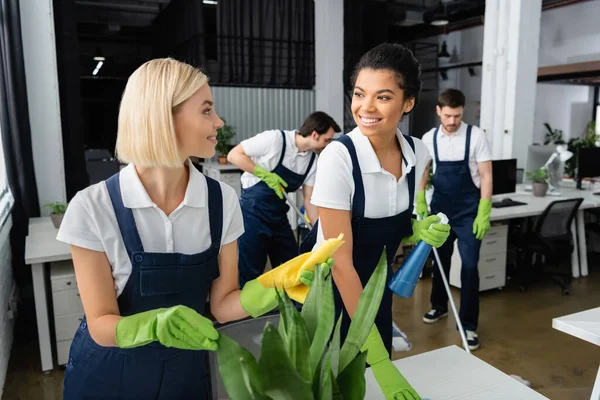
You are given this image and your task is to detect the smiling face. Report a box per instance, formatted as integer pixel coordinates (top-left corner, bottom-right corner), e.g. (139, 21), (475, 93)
(173, 84), (224, 159)
(351, 68), (415, 138)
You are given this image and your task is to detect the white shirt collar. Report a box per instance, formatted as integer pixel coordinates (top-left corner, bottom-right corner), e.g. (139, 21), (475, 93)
(352, 127), (417, 174)
(437, 121), (466, 138)
(120, 159), (206, 209)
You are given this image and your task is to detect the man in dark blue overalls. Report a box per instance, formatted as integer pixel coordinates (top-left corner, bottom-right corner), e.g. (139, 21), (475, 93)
(419, 89), (493, 351)
(228, 112), (341, 287)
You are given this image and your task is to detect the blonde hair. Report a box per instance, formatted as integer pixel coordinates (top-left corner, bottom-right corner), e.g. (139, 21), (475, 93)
(115, 58), (209, 168)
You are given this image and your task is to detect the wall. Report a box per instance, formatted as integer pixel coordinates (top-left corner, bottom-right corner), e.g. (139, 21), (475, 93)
(211, 86), (315, 144)
(533, 0), (600, 143)
(0, 217), (15, 396)
(19, 0), (66, 212)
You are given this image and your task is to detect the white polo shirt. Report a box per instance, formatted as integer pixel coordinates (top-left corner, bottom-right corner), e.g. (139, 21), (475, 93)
(421, 122), (492, 188)
(240, 129), (317, 189)
(56, 159), (244, 296)
(310, 126), (431, 249)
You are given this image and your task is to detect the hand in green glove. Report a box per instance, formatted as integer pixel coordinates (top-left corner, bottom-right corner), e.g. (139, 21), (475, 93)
(402, 215), (451, 248)
(240, 258), (335, 318)
(362, 326), (421, 400)
(473, 199), (492, 240)
(254, 165), (288, 199)
(115, 305), (219, 351)
(416, 190), (429, 219)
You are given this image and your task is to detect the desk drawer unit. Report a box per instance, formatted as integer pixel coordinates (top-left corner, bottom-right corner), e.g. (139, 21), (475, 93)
(449, 224), (508, 291)
(51, 261), (84, 366)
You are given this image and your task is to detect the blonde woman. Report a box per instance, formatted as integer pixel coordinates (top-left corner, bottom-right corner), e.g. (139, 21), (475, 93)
(57, 58), (325, 398)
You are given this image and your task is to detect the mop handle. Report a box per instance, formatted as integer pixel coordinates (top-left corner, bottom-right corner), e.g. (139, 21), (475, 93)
(432, 246), (471, 354)
(281, 186), (313, 230)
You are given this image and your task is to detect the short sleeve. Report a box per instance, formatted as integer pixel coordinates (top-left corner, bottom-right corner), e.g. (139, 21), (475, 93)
(240, 130), (280, 159)
(420, 129), (435, 160)
(219, 183), (244, 245)
(310, 142), (353, 211)
(56, 193), (105, 252)
(473, 127), (492, 162)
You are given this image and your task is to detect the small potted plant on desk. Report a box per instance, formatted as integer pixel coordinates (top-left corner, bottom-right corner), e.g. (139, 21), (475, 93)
(216, 118), (236, 165)
(527, 168), (549, 197)
(45, 202), (68, 229)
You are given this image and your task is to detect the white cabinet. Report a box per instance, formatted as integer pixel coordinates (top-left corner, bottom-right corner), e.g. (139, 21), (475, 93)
(50, 260), (83, 366)
(200, 162), (243, 198)
(449, 224), (508, 291)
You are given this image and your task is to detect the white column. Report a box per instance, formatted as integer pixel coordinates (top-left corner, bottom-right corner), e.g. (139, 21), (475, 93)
(315, 0), (344, 130)
(480, 0), (542, 165)
(19, 0), (67, 212)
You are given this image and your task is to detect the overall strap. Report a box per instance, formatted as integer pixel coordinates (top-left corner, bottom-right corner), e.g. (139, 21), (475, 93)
(403, 135), (416, 211)
(464, 125), (473, 164)
(432, 127), (440, 163)
(106, 173), (144, 257)
(276, 130), (287, 166)
(302, 153), (316, 178)
(205, 176), (223, 246)
(337, 135), (365, 217)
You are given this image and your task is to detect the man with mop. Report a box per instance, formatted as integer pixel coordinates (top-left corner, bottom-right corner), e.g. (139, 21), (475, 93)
(419, 89), (493, 351)
(227, 111), (341, 287)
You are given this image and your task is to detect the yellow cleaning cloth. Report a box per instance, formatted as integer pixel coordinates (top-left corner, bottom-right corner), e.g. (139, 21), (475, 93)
(257, 233), (345, 302)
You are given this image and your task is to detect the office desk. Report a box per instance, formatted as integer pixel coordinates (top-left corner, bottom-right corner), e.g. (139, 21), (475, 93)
(490, 184), (599, 278)
(364, 345), (548, 399)
(25, 217), (72, 372)
(553, 308), (600, 400)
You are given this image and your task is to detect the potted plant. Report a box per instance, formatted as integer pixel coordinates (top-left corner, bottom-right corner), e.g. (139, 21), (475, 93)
(543, 123), (565, 146)
(45, 202), (68, 228)
(216, 250), (391, 399)
(526, 168), (549, 197)
(565, 121), (599, 178)
(216, 118), (236, 165)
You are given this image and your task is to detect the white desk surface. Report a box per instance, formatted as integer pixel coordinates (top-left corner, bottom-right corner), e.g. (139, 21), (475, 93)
(25, 217), (71, 265)
(490, 184), (599, 222)
(365, 346), (548, 399)
(552, 307), (600, 347)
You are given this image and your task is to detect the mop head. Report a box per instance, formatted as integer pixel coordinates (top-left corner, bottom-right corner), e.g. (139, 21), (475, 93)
(392, 321), (412, 352)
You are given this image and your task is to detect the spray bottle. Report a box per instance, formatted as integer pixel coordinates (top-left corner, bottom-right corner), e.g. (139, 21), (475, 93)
(388, 212), (449, 298)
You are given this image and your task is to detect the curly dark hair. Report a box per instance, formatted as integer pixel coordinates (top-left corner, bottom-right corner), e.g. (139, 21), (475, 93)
(350, 43), (423, 113)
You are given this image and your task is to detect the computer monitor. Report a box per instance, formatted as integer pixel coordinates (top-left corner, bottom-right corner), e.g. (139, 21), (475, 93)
(577, 147), (600, 189)
(492, 158), (517, 195)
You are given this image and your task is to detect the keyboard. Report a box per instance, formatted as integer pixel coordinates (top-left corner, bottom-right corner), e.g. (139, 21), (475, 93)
(492, 199), (528, 208)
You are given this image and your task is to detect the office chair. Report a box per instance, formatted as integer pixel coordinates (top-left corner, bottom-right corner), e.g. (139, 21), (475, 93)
(206, 311), (281, 399)
(516, 198), (583, 295)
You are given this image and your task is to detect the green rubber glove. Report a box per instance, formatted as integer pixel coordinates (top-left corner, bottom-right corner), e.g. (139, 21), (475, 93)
(362, 326), (421, 400)
(473, 199), (492, 240)
(115, 305), (219, 350)
(402, 215), (451, 248)
(240, 259), (335, 318)
(416, 190), (429, 219)
(254, 165), (288, 199)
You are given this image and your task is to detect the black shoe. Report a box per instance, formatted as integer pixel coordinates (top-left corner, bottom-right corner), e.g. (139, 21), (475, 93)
(423, 309), (448, 324)
(466, 330), (480, 351)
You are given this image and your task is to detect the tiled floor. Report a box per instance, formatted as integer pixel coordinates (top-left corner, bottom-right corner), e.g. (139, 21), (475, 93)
(3, 259), (600, 399)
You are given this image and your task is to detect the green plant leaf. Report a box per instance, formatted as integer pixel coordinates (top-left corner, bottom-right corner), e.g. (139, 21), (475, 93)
(330, 314), (343, 378)
(331, 371), (343, 400)
(258, 321), (313, 400)
(216, 333), (268, 399)
(277, 288), (312, 382)
(319, 344), (333, 400)
(304, 264), (335, 376)
(336, 351), (368, 400)
(339, 248), (388, 372)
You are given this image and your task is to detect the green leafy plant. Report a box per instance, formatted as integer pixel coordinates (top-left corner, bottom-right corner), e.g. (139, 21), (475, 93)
(216, 249), (389, 399)
(565, 120), (599, 177)
(45, 202), (68, 215)
(543, 123), (565, 145)
(216, 118), (236, 157)
(526, 168), (548, 184)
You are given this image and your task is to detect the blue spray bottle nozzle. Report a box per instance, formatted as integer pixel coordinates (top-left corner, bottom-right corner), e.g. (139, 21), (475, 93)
(388, 213), (449, 298)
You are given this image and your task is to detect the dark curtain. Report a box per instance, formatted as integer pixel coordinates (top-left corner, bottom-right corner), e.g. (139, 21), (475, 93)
(0, 0), (41, 286)
(216, 0), (314, 88)
(53, 0), (89, 197)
